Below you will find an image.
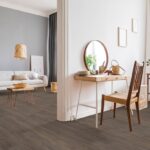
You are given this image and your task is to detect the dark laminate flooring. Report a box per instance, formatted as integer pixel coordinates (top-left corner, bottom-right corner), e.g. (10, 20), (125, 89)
(0, 90), (150, 150)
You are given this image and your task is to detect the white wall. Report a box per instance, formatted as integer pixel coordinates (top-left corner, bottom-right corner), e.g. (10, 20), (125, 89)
(57, 0), (147, 121)
(146, 0), (150, 73)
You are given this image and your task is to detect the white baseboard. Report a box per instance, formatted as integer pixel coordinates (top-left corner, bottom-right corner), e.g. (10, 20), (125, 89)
(75, 105), (113, 120)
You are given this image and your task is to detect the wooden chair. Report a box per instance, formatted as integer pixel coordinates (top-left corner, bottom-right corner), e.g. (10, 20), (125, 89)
(100, 61), (144, 131)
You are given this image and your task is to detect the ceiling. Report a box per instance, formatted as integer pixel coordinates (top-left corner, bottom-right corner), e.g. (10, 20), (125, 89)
(0, 0), (57, 17)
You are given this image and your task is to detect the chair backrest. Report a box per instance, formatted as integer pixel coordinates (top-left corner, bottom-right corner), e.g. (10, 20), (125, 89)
(127, 61), (144, 106)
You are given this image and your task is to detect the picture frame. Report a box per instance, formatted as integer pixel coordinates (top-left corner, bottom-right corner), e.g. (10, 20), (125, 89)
(132, 18), (138, 33)
(31, 55), (44, 75)
(118, 27), (127, 48)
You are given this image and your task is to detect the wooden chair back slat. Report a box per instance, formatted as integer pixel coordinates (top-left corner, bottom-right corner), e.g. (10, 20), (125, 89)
(127, 61), (144, 106)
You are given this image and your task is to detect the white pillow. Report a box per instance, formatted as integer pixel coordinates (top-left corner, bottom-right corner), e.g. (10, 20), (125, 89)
(29, 72), (39, 80)
(13, 74), (28, 80)
(32, 72), (39, 79)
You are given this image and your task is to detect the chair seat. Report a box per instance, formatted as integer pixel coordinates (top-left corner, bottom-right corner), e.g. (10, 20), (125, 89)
(104, 91), (138, 105)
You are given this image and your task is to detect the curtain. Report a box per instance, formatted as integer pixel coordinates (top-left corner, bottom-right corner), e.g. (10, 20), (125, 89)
(49, 13), (57, 82)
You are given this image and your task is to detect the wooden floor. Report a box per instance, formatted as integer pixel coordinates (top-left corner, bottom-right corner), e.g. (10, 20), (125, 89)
(0, 90), (150, 150)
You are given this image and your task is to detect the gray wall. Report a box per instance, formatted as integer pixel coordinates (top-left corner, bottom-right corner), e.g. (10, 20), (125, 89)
(0, 6), (48, 73)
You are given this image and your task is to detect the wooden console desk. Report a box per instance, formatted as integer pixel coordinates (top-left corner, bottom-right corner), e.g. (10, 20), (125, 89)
(74, 74), (128, 128)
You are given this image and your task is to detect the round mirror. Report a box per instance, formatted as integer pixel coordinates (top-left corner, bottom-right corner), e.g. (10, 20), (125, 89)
(84, 40), (108, 74)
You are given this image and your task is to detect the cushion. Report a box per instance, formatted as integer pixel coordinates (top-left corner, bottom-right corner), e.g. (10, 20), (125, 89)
(22, 79), (43, 85)
(0, 71), (14, 81)
(0, 81), (13, 87)
(13, 74), (28, 80)
(0, 80), (22, 87)
(28, 72), (39, 80)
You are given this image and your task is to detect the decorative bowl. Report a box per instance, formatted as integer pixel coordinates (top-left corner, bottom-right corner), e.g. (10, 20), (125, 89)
(13, 83), (28, 89)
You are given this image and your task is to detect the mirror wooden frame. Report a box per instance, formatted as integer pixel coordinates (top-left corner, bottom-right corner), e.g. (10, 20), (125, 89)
(84, 40), (109, 74)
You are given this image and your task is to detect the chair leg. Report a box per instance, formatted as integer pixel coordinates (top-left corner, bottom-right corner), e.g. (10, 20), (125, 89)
(113, 103), (116, 118)
(44, 87), (46, 92)
(135, 102), (141, 124)
(126, 106), (132, 132)
(100, 95), (105, 125)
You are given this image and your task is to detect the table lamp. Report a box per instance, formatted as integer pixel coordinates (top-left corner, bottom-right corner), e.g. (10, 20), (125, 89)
(14, 44), (27, 59)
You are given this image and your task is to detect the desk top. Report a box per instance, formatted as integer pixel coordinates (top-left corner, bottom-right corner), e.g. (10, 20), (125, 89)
(74, 74), (128, 82)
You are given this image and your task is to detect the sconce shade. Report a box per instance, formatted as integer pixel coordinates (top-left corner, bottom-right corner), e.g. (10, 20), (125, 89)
(14, 44), (27, 59)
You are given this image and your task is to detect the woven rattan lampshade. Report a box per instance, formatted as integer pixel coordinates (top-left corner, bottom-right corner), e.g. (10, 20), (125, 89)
(14, 44), (27, 59)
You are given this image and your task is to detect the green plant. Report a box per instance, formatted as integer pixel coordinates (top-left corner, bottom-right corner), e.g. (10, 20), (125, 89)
(85, 55), (96, 69)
